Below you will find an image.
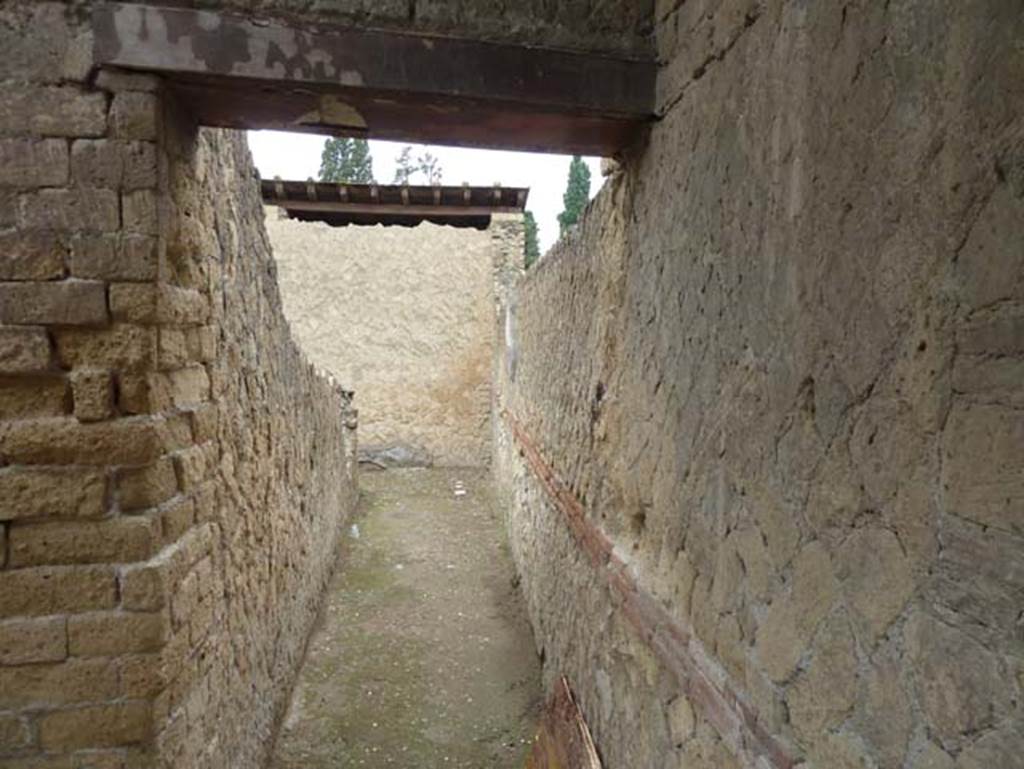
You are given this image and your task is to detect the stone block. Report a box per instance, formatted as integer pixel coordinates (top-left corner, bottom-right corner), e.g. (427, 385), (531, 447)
(54, 324), (158, 372)
(192, 480), (219, 524)
(0, 326), (52, 374)
(956, 313), (1024, 356)
(157, 328), (189, 369)
(117, 654), (165, 703)
(68, 610), (168, 656)
(118, 372), (174, 414)
(0, 565), (117, 618)
(906, 611), (1011, 746)
(38, 701), (150, 751)
(0, 230), (67, 281)
(909, 742), (955, 769)
(0, 414), (192, 466)
(754, 542), (838, 682)
(173, 442), (216, 491)
(70, 234), (159, 282)
(188, 403), (219, 443)
(942, 401), (1024, 535)
(168, 366), (211, 408)
(956, 725), (1024, 769)
(120, 563), (167, 611)
(188, 325), (218, 362)
(160, 497), (195, 545)
(0, 85), (106, 138)
(122, 189), (159, 236)
(786, 612), (857, 742)
(952, 355), (1024, 408)
(0, 281), (108, 326)
(71, 368), (115, 422)
(71, 139), (158, 191)
(0, 138), (68, 187)
(17, 188), (119, 232)
(0, 190), (16, 227)
(8, 515), (160, 568)
(109, 92), (159, 141)
(835, 526), (914, 641)
(0, 658), (118, 711)
(0, 713), (32, 753)
(954, 183), (1024, 309)
(170, 558), (209, 630)
(0, 616), (68, 665)
(110, 284), (209, 325)
(854, 652), (913, 768)
(0, 2), (93, 85)
(0, 465), (106, 521)
(807, 732), (876, 769)
(0, 374), (68, 420)
(117, 458), (179, 512)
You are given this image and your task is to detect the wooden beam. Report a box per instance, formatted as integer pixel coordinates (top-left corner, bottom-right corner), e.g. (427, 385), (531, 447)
(273, 201), (522, 217)
(91, 3), (656, 155)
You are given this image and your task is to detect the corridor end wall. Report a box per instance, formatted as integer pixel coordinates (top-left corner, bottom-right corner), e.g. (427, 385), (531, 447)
(495, 2), (1023, 767)
(0, 4), (358, 767)
(267, 212), (524, 468)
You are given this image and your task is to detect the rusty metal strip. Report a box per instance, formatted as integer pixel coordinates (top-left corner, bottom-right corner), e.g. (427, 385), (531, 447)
(502, 410), (796, 769)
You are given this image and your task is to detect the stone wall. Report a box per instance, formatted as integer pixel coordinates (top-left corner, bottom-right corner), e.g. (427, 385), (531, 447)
(0, 4), (357, 767)
(128, 0), (654, 57)
(267, 212), (523, 468)
(495, 2), (1024, 768)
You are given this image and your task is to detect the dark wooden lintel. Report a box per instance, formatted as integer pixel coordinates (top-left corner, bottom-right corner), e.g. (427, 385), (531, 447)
(92, 3), (656, 155)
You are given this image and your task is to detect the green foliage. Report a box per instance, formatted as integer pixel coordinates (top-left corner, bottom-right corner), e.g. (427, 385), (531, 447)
(523, 211), (540, 268)
(557, 155), (591, 235)
(392, 145), (444, 185)
(392, 145), (415, 184)
(319, 137), (375, 183)
(417, 151), (443, 185)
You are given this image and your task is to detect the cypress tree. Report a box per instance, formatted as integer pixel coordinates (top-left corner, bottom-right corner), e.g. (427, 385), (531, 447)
(523, 211), (540, 268)
(392, 145), (416, 184)
(319, 137), (375, 183)
(557, 155), (592, 235)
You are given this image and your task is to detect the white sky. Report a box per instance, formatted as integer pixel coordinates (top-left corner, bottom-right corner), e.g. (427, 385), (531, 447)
(247, 131), (603, 253)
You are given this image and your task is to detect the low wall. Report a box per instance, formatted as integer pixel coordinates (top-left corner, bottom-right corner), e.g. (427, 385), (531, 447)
(495, 2), (1024, 767)
(268, 212), (523, 468)
(0, 4), (358, 766)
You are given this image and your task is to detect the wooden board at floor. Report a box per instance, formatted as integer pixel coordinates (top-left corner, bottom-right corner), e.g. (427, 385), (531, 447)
(526, 676), (602, 769)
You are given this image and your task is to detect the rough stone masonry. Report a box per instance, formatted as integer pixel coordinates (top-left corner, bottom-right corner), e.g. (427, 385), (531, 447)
(494, 2), (1023, 768)
(0, 1), (1022, 769)
(0, 5), (358, 767)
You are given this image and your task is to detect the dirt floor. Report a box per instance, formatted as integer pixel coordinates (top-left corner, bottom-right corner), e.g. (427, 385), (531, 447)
(270, 467), (542, 768)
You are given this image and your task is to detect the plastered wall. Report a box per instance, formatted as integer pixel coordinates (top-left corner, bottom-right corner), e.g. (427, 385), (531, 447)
(495, 2), (1024, 767)
(267, 213), (523, 468)
(0, 4), (358, 767)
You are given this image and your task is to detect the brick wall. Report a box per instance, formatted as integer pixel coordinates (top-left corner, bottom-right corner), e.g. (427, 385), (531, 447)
(0, 4), (357, 767)
(495, 1), (1024, 767)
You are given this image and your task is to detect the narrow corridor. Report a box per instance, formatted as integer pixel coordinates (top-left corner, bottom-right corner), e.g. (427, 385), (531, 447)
(271, 468), (542, 768)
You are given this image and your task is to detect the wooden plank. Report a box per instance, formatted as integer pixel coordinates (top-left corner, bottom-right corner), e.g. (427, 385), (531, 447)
(91, 3), (656, 155)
